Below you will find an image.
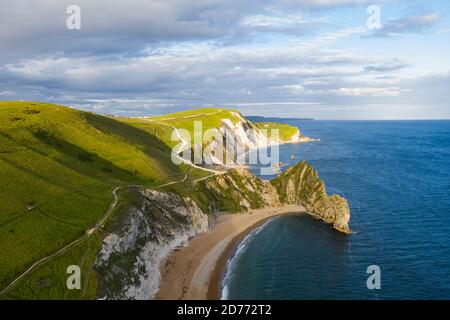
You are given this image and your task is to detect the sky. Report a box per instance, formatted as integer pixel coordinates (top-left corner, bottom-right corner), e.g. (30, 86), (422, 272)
(0, 0), (449, 119)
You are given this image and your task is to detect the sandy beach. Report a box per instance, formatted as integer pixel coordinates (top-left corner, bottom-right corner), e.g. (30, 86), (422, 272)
(156, 205), (306, 300)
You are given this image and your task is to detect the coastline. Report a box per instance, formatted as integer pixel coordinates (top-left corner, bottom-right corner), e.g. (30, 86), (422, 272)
(206, 214), (284, 300)
(155, 205), (306, 300)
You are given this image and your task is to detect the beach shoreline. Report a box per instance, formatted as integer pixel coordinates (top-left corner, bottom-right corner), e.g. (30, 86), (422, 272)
(155, 205), (306, 300)
(206, 214), (283, 300)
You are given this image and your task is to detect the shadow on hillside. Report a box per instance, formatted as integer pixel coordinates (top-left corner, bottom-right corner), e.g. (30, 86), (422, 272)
(32, 131), (148, 185)
(0, 133), (139, 217)
(0, 132), (92, 193)
(83, 112), (181, 178)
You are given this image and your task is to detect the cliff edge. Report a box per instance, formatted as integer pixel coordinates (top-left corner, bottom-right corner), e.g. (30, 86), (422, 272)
(271, 161), (351, 234)
(194, 161), (351, 234)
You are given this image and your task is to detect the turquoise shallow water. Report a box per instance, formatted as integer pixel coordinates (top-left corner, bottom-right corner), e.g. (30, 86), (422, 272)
(223, 120), (450, 299)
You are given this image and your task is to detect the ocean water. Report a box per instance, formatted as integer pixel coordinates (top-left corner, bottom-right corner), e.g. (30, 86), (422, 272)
(223, 120), (450, 299)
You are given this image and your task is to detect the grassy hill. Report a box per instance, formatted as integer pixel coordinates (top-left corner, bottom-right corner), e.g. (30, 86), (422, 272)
(118, 107), (250, 148)
(254, 122), (299, 141)
(0, 102), (204, 298)
(0, 101), (300, 299)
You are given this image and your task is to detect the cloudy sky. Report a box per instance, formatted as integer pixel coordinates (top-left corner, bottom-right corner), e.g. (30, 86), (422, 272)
(1, 0), (449, 119)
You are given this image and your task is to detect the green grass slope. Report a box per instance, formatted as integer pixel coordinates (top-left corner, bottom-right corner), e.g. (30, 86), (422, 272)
(119, 107), (247, 148)
(0, 101), (202, 298)
(255, 122), (299, 141)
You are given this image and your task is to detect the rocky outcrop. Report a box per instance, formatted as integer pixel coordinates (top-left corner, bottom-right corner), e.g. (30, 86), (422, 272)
(95, 162), (350, 300)
(201, 112), (300, 167)
(94, 188), (211, 300)
(271, 161), (351, 234)
(197, 168), (282, 213)
(196, 160), (350, 234)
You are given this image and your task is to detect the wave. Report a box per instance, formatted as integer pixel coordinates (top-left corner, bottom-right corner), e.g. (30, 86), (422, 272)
(220, 218), (276, 300)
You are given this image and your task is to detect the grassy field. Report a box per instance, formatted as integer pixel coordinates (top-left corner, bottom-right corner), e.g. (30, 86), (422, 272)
(0, 101), (298, 299)
(255, 122), (299, 141)
(0, 102), (197, 298)
(119, 107), (248, 148)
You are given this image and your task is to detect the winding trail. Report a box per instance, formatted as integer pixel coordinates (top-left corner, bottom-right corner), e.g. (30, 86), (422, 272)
(0, 165), (214, 297)
(0, 186), (121, 296)
(144, 111), (225, 175)
(150, 109), (224, 121)
(0, 110), (228, 296)
(155, 169), (190, 188)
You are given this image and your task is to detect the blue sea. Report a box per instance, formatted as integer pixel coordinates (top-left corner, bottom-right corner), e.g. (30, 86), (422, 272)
(222, 120), (450, 299)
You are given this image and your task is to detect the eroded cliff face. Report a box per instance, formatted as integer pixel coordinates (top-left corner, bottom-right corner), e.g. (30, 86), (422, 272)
(94, 170), (282, 299)
(95, 161), (350, 299)
(202, 112), (300, 167)
(271, 161), (351, 234)
(94, 117), (350, 299)
(197, 167), (282, 213)
(196, 160), (350, 234)
(94, 188), (210, 300)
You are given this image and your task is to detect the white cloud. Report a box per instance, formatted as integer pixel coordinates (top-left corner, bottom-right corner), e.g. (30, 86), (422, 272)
(2, 25), (368, 98)
(241, 14), (302, 28)
(369, 12), (441, 37)
(334, 87), (401, 97)
(0, 0), (448, 119)
(0, 90), (15, 96)
(282, 0), (390, 9)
